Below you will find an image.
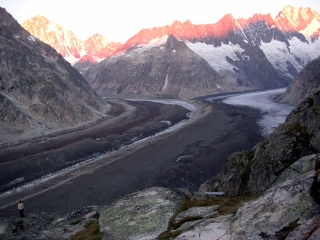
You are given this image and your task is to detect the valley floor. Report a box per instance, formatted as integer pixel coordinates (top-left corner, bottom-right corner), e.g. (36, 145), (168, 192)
(0, 98), (262, 218)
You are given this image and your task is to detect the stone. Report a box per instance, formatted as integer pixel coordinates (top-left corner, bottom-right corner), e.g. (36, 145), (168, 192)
(175, 215), (234, 240)
(0, 221), (12, 235)
(82, 211), (99, 221)
(174, 205), (219, 224)
(231, 165), (319, 238)
(99, 187), (185, 240)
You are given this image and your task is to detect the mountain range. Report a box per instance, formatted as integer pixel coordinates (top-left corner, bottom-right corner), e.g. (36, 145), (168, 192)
(22, 15), (121, 65)
(22, 5), (320, 98)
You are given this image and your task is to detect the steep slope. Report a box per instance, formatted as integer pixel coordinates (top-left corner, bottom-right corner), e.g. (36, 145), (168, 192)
(82, 35), (285, 98)
(278, 56), (320, 106)
(0, 7), (108, 144)
(22, 15), (121, 64)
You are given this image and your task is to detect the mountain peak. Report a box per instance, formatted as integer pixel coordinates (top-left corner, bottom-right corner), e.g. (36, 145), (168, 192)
(275, 5), (320, 32)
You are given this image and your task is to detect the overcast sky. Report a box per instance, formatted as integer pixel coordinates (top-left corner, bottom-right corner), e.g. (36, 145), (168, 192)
(0, 0), (319, 43)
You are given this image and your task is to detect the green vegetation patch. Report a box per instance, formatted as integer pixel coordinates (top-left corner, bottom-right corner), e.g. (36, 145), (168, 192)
(69, 220), (103, 240)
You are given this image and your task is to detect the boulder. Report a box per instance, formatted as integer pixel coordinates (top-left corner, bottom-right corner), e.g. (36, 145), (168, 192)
(99, 187), (185, 240)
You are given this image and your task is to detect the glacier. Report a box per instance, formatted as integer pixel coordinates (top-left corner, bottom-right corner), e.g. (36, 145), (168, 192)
(221, 88), (294, 136)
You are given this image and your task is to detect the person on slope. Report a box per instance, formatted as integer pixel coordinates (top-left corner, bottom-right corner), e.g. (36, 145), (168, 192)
(18, 200), (25, 217)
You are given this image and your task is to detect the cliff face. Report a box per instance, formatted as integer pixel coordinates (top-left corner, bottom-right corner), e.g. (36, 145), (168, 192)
(0, 7), (108, 144)
(278, 56), (320, 106)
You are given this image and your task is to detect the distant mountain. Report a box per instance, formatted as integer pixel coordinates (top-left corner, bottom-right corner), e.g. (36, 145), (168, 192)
(80, 35), (284, 98)
(72, 6), (320, 98)
(22, 15), (121, 65)
(21, 6), (320, 98)
(278, 56), (320, 106)
(0, 8), (108, 144)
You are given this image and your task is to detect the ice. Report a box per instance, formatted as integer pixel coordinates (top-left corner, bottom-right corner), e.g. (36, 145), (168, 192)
(132, 35), (169, 54)
(260, 38), (320, 79)
(300, 18), (320, 36)
(221, 88), (294, 136)
(28, 35), (36, 41)
(186, 41), (245, 71)
(161, 70), (169, 91)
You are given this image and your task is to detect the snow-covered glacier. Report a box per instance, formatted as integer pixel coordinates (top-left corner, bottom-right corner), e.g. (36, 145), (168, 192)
(209, 88), (294, 136)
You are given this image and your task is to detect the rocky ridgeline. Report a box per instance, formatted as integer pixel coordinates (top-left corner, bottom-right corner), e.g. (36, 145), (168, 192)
(279, 56), (320, 106)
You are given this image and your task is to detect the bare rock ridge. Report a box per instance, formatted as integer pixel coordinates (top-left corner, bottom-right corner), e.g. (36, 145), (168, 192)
(0, 7), (108, 144)
(278, 56), (320, 106)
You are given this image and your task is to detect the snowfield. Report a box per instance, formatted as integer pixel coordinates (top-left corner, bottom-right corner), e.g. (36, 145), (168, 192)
(186, 41), (246, 71)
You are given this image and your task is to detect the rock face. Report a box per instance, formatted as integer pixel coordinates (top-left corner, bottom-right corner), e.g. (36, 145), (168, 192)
(22, 15), (121, 65)
(176, 154), (320, 239)
(279, 56), (320, 106)
(99, 187), (185, 240)
(200, 90), (320, 195)
(0, 7), (108, 144)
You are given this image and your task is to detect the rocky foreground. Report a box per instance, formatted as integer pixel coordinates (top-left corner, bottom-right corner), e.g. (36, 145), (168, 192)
(1, 155), (319, 240)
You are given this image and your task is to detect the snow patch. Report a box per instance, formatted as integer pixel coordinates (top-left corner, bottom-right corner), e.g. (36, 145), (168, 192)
(133, 35), (168, 54)
(288, 37), (320, 63)
(161, 120), (172, 125)
(64, 55), (80, 66)
(161, 68), (169, 91)
(260, 38), (320, 79)
(186, 42), (245, 71)
(300, 18), (320, 36)
(28, 35), (36, 41)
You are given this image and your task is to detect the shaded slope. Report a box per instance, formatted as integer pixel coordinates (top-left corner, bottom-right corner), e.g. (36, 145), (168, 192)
(0, 7), (108, 144)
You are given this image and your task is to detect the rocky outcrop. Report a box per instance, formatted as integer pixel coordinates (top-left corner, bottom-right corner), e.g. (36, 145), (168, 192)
(175, 154), (320, 239)
(0, 7), (109, 144)
(99, 187), (185, 240)
(278, 56), (320, 106)
(200, 89), (320, 195)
